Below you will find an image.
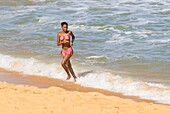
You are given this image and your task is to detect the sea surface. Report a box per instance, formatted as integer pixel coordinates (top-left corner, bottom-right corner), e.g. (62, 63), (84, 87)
(0, 0), (170, 104)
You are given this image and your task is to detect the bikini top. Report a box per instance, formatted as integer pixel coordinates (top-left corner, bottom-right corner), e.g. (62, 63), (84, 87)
(60, 35), (70, 41)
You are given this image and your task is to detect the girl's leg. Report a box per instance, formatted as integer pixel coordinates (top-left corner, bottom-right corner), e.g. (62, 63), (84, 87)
(66, 59), (77, 82)
(61, 54), (72, 80)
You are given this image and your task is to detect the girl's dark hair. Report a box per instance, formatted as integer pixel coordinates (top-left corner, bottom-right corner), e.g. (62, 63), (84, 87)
(61, 22), (68, 27)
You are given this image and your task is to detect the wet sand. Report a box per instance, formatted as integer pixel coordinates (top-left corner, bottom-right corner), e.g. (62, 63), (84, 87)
(0, 68), (170, 113)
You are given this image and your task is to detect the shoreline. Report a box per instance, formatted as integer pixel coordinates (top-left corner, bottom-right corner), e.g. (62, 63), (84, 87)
(0, 68), (169, 106)
(0, 68), (170, 113)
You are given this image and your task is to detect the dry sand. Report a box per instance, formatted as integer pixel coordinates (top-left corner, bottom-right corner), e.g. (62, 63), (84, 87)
(0, 68), (170, 113)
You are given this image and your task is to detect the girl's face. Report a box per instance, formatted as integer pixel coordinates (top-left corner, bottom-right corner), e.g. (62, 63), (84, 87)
(62, 24), (68, 32)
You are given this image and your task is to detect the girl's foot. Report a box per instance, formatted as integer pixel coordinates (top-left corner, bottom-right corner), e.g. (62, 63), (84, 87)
(66, 75), (71, 80)
(73, 76), (77, 82)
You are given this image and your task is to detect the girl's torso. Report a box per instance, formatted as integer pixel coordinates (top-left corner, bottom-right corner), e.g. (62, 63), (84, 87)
(59, 32), (71, 50)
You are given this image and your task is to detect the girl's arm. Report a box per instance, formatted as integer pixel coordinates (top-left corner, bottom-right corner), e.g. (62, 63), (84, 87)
(57, 33), (63, 46)
(70, 31), (75, 46)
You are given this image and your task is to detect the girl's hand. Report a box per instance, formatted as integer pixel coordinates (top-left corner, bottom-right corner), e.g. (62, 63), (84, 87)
(59, 41), (64, 45)
(70, 42), (73, 46)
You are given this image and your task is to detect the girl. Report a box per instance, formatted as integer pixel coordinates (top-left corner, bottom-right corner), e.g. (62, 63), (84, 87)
(57, 22), (77, 82)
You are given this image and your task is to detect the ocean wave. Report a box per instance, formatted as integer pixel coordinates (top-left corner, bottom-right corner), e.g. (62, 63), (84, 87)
(77, 71), (170, 104)
(119, 0), (168, 3)
(0, 53), (170, 104)
(105, 34), (133, 44)
(28, 0), (47, 2)
(82, 55), (109, 65)
(0, 54), (64, 79)
(147, 39), (170, 44)
(86, 55), (109, 59)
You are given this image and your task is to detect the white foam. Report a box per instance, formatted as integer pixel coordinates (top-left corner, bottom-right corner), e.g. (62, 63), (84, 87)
(134, 30), (153, 37)
(147, 82), (168, 88)
(147, 39), (170, 44)
(38, 16), (52, 23)
(105, 34), (133, 44)
(0, 53), (170, 104)
(119, 0), (168, 3)
(28, 0), (46, 2)
(86, 55), (109, 59)
(77, 71), (170, 104)
(135, 18), (154, 25)
(77, 72), (113, 89)
(0, 54), (65, 80)
(144, 0), (167, 2)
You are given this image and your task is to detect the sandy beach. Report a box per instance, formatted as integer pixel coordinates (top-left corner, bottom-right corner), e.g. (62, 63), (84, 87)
(0, 68), (169, 113)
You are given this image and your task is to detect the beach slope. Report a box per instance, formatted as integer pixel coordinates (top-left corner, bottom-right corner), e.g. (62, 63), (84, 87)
(0, 75), (170, 113)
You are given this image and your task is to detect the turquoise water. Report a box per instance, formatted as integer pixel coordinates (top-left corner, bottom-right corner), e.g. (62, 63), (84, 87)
(0, 0), (170, 104)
